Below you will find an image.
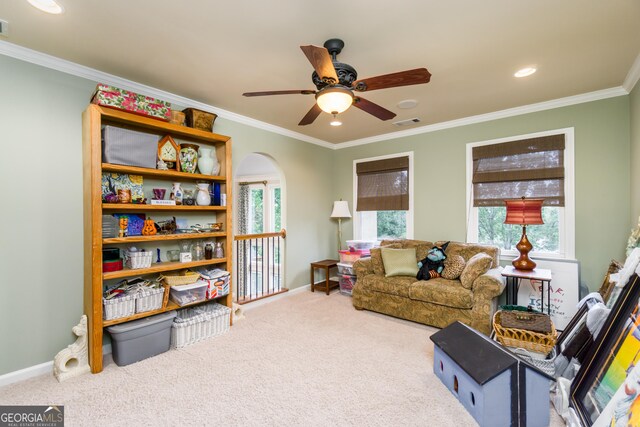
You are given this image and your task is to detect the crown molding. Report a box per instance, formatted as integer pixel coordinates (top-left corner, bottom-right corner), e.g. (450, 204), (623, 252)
(623, 52), (640, 93)
(335, 87), (628, 149)
(0, 40), (633, 151)
(0, 40), (334, 149)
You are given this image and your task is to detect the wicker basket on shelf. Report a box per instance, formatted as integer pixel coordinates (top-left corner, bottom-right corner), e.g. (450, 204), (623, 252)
(493, 310), (557, 354)
(160, 270), (201, 286)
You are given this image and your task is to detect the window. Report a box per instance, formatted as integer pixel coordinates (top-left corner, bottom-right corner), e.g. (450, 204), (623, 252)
(466, 129), (575, 259)
(246, 181), (281, 234)
(353, 152), (414, 241)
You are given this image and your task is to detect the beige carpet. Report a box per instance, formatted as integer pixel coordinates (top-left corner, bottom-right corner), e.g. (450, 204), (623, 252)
(0, 291), (564, 426)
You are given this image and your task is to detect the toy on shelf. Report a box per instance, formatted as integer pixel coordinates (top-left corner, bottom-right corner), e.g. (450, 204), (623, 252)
(119, 217), (128, 238)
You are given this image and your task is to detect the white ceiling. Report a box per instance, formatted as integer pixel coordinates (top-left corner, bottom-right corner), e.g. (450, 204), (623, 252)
(1, 0), (639, 145)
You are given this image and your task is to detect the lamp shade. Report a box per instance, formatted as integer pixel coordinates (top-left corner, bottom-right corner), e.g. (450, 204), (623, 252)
(331, 200), (352, 218)
(316, 87), (354, 114)
(504, 198), (544, 225)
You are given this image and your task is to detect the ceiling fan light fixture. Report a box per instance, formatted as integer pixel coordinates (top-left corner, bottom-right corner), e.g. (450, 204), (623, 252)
(26, 0), (64, 14)
(315, 86), (354, 115)
(514, 67), (537, 78)
(330, 114), (342, 126)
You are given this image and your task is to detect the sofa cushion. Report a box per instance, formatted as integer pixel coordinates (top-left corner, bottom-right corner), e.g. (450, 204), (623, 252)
(436, 241), (499, 269)
(360, 275), (415, 298)
(460, 253), (493, 289)
(441, 255), (466, 280)
(409, 279), (473, 309)
(381, 248), (419, 277)
(370, 243), (402, 276)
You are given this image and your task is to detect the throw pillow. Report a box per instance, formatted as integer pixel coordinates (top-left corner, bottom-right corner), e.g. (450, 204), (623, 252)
(381, 248), (419, 277)
(441, 255), (466, 280)
(460, 253), (493, 289)
(371, 243), (403, 275)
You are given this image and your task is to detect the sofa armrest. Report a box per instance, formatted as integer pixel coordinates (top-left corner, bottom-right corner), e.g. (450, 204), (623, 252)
(472, 268), (505, 300)
(354, 257), (374, 277)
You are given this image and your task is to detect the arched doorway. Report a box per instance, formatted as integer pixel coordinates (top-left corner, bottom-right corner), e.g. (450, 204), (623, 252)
(234, 153), (286, 303)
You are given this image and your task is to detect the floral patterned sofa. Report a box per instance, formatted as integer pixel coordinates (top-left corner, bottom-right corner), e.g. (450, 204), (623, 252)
(352, 239), (504, 335)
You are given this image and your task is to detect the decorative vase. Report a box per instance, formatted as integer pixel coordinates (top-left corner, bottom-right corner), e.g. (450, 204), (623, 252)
(170, 182), (183, 205)
(196, 182), (211, 206)
(179, 143), (199, 173)
(198, 148), (220, 175)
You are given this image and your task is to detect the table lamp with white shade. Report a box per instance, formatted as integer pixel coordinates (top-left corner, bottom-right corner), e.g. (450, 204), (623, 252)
(331, 200), (352, 253)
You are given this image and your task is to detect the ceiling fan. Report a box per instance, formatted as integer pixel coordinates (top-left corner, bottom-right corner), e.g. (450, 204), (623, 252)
(242, 38), (432, 126)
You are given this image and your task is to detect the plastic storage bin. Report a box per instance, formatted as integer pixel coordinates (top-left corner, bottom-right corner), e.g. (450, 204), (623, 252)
(338, 249), (370, 264)
(169, 281), (207, 306)
(337, 262), (355, 275)
(171, 303), (231, 348)
(339, 274), (357, 296)
(346, 240), (376, 251)
(203, 273), (230, 300)
(102, 125), (159, 168)
(106, 311), (176, 366)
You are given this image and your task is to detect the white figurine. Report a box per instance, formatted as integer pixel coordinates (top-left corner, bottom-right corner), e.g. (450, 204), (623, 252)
(53, 315), (91, 382)
(157, 158), (168, 170)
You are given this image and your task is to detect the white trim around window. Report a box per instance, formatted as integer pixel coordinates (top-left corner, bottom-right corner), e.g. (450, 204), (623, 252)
(465, 128), (576, 261)
(352, 151), (414, 240)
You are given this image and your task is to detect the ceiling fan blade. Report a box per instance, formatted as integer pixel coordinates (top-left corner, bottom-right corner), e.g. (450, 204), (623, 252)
(300, 45), (339, 83)
(353, 68), (431, 92)
(353, 97), (396, 121)
(243, 90), (316, 97)
(298, 104), (323, 126)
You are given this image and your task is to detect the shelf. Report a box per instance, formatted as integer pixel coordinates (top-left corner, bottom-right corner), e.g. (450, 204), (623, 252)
(102, 203), (226, 212)
(102, 163), (226, 182)
(96, 105), (230, 145)
(103, 258), (227, 280)
(103, 232), (226, 244)
(102, 294), (230, 327)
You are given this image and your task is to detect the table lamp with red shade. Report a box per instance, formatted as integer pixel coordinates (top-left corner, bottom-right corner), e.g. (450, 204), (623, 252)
(504, 197), (544, 271)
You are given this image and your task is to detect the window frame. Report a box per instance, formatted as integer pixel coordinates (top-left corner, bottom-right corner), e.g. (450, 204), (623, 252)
(465, 128), (575, 261)
(235, 174), (282, 235)
(352, 151), (414, 241)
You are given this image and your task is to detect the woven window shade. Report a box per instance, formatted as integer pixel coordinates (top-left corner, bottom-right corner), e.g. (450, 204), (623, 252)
(472, 135), (565, 207)
(356, 156), (409, 211)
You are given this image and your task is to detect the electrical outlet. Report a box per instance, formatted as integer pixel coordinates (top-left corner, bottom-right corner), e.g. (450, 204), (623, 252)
(0, 19), (9, 37)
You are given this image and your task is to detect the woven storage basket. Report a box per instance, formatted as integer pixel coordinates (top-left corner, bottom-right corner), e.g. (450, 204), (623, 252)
(501, 310), (552, 333)
(125, 251), (153, 269)
(493, 311), (557, 354)
(161, 270), (201, 286)
(171, 303), (230, 348)
(135, 287), (165, 313)
(103, 294), (136, 320)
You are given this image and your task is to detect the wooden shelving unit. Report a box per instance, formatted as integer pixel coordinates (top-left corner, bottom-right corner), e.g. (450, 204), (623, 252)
(83, 104), (233, 373)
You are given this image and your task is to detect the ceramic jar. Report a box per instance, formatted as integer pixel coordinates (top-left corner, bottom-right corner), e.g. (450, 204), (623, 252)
(179, 143), (199, 173)
(196, 182), (211, 206)
(170, 182), (183, 205)
(198, 147), (220, 175)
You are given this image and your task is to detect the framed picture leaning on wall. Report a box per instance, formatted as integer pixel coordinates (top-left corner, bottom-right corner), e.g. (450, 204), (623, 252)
(570, 273), (640, 426)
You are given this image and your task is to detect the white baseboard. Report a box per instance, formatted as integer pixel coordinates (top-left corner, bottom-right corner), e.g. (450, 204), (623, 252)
(0, 287), (308, 388)
(0, 361), (53, 388)
(0, 344), (112, 389)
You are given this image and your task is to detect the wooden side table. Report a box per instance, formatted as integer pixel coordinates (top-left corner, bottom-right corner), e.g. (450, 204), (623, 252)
(310, 259), (339, 295)
(501, 266), (552, 315)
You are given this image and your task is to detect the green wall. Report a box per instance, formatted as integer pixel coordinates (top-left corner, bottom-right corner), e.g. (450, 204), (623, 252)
(0, 50), (635, 376)
(0, 54), (335, 375)
(631, 83), (640, 222)
(333, 97), (631, 293)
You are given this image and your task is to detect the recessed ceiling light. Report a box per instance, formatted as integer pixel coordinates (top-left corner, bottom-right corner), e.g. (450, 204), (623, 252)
(397, 99), (418, 109)
(330, 119), (342, 127)
(514, 67), (536, 78)
(26, 0), (64, 14)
